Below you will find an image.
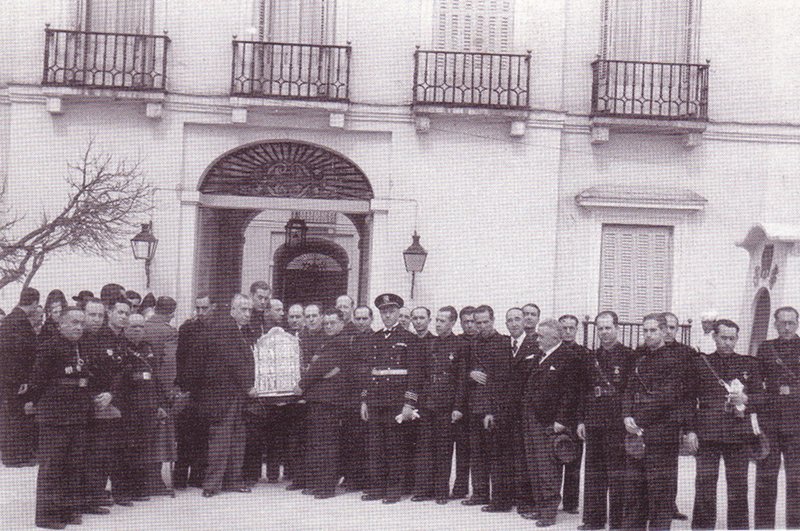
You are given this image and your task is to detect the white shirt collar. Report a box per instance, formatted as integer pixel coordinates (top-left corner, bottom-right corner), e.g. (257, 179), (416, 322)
(539, 341), (562, 364)
(511, 332), (526, 347)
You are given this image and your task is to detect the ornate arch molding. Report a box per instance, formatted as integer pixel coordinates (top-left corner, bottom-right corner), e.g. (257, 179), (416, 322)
(199, 141), (374, 201)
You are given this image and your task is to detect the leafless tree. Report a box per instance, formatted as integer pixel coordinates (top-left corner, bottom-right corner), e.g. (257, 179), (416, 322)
(0, 140), (154, 290)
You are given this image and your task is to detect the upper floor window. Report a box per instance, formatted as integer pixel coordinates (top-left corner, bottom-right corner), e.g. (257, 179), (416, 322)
(253, 0), (336, 44)
(76, 0), (155, 34)
(600, 0), (700, 63)
(432, 0), (514, 53)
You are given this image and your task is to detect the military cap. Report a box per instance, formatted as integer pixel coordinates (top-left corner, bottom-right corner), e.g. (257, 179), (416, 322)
(374, 293), (404, 310)
(553, 433), (579, 464)
(72, 290), (95, 302)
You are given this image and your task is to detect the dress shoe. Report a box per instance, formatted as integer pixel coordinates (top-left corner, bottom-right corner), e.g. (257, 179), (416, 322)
(536, 517), (557, 528)
(202, 489), (218, 498)
(314, 492), (335, 500)
(451, 491), (468, 499)
(285, 483), (304, 491)
(382, 496), (401, 504)
(673, 511), (688, 520)
(361, 493), (383, 501)
(35, 522), (67, 530)
(461, 497), (490, 506)
(562, 507), (579, 515)
(114, 499), (134, 507)
(482, 504), (513, 513)
(577, 525), (604, 530)
(81, 505), (111, 515)
(519, 511), (540, 521)
(410, 495), (433, 502)
(435, 498), (449, 505)
(130, 495), (150, 502)
(223, 486), (251, 493)
(301, 488), (316, 496)
(517, 504), (535, 515)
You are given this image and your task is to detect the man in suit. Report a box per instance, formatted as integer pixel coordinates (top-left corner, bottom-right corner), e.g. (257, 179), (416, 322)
(199, 293), (256, 497)
(462, 305), (514, 512)
(756, 306), (800, 529)
(248, 281), (276, 337)
(687, 318), (762, 530)
(576, 311), (635, 531)
(558, 314), (587, 515)
(174, 293), (214, 489)
(411, 306), (468, 504)
(506, 307), (540, 515)
(143, 296), (179, 495)
(30, 306), (92, 529)
(622, 313), (684, 531)
(286, 304), (305, 337)
(522, 303), (541, 338)
(0, 287), (40, 467)
(451, 305), (478, 500)
(360, 293), (423, 504)
(522, 318), (580, 527)
(336, 295), (358, 335)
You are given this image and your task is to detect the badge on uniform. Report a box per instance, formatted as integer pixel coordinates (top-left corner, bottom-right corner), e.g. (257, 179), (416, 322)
(594, 386), (603, 397)
(448, 353), (454, 361)
(65, 366), (74, 375)
(549, 366), (557, 371)
(142, 372), (152, 380)
(742, 371), (749, 380)
(613, 366), (620, 375)
(106, 349), (114, 357)
(780, 385), (791, 395)
(394, 343), (407, 348)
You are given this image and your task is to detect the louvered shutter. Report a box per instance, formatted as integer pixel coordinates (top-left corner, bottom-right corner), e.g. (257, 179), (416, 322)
(433, 0), (514, 52)
(260, 0), (334, 44)
(599, 225), (673, 322)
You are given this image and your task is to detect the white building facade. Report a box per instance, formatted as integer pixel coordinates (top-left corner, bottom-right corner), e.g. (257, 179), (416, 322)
(1, 0), (800, 351)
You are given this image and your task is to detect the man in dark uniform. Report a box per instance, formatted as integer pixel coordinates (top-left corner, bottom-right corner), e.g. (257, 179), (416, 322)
(576, 311), (635, 531)
(558, 314), (587, 515)
(506, 307), (540, 516)
(756, 306), (800, 529)
(411, 306), (468, 504)
(686, 318), (762, 530)
(199, 294), (256, 497)
(522, 318), (580, 527)
(0, 287), (40, 467)
(462, 305), (513, 511)
(30, 306), (92, 529)
(173, 293), (214, 489)
(249, 281), (277, 336)
(452, 305), (478, 499)
(336, 295), (358, 335)
(360, 293), (423, 504)
(622, 313), (684, 531)
(298, 307), (354, 498)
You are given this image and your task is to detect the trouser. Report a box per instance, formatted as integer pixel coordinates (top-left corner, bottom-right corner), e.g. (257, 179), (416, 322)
(283, 403), (308, 486)
(242, 408), (272, 485)
(306, 402), (343, 496)
(622, 435), (679, 531)
(203, 401), (246, 492)
(1, 396), (37, 466)
(174, 402), (207, 487)
(36, 423), (86, 527)
(524, 414), (561, 519)
(691, 440), (749, 530)
(509, 414), (533, 507)
(583, 424), (626, 529)
(562, 438), (583, 510)
(339, 408), (367, 489)
(755, 425), (800, 529)
(365, 406), (415, 499)
(468, 414), (512, 504)
(452, 411), (471, 496)
(83, 418), (124, 503)
(413, 409), (454, 499)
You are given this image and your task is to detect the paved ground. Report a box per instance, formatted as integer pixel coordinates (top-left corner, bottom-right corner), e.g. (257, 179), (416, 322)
(0, 457), (786, 530)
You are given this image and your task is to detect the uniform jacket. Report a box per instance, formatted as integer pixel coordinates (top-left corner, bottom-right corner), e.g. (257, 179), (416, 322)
(362, 324), (423, 409)
(418, 332), (469, 412)
(250, 309), (279, 338)
(87, 325), (127, 400)
(688, 351), (762, 443)
(508, 333), (541, 417)
(467, 330), (512, 418)
(622, 344), (684, 444)
(143, 313), (178, 394)
(198, 317), (256, 422)
(757, 335), (800, 434)
(117, 340), (166, 415)
(298, 332), (353, 406)
(29, 333), (93, 426)
(667, 339), (697, 427)
(578, 341), (635, 428)
(523, 342), (580, 426)
(176, 317), (209, 396)
(0, 307), (38, 410)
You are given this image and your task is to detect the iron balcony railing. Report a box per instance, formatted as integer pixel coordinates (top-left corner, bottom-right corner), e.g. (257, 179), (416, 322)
(42, 26), (169, 91)
(582, 317), (692, 350)
(413, 48), (531, 109)
(591, 59), (709, 121)
(231, 40), (351, 101)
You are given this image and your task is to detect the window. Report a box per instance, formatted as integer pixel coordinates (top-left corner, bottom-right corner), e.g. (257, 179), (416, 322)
(77, 0), (155, 34)
(433, 0), (514, 53)
(600, 0), (699, 63)
(598, 225), (673, 322)
(255, 0), (336, 44)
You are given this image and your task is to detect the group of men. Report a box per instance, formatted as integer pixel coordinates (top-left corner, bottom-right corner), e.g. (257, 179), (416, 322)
(3, 278), (800, 531)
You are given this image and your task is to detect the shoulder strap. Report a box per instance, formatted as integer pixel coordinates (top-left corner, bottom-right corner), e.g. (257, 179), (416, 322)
(700, 354), (728, 390)
(775, 356), (800, 381)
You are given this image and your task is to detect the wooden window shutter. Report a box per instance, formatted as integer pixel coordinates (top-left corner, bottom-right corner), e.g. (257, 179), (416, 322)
(433, 0), (514, 52)
(599, 225), (673, 323)
(261, 0), (333, 44)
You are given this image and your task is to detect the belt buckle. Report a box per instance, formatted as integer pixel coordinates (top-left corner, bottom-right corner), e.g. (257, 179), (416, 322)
(142, 372), (152, 380)
(594, 386), (602, 398)
(780, 385), (791, 395)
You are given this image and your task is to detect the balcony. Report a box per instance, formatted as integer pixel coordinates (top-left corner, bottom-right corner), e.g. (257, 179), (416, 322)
(413, 49), (531, 110)
(231, 41), (351, 102)
(42, 27), (169, 91)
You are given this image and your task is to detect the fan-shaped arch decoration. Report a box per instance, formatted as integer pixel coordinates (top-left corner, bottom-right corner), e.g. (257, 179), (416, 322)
(200, 141), (374, 200)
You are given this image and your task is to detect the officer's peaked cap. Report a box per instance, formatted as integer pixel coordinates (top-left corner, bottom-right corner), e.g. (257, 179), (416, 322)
(375, 293), (404, 310)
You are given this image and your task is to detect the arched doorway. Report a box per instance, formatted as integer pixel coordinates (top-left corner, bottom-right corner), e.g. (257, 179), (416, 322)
(194, 141), (374, 306)
(273, 238), (349, 307)
(750, 288), (771, 355)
